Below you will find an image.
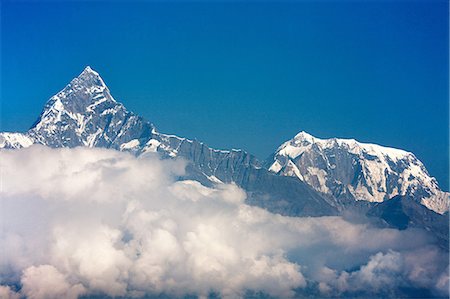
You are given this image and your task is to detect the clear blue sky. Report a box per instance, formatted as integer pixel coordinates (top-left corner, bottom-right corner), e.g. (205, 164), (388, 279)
(1, 1), (448, 190)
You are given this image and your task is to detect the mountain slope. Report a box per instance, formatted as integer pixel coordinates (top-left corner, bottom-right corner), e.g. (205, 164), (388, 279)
(28, 66), (155, 149)
(266, 131), (449, 214)
(0, 132), (33, 148)
(0, 66), (336, 217)
(367, 195), (449, 249)
(2, 67), (447, 218)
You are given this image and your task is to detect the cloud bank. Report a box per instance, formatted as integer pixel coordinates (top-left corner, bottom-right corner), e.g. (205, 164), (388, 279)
(0, 146), (448, 298)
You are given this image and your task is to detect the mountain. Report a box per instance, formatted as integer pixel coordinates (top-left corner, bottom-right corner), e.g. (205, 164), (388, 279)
(367, 195), (449, 249)
(1, 66), (448, 222)
(266, 131), (449, 215)
(0, 66), (336, 217)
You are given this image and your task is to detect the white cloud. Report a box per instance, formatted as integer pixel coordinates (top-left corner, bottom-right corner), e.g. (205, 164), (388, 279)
(0, 145), (447, 298)
(0, 285), (20, 299)
(21, 265), (86, 299)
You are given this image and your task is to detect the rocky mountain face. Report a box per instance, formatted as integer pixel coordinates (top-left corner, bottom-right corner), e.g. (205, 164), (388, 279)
(0, 67), (336, 216)
(1, 67), (151, 149)
(367, 195), (449, 249)
(266, 131), (449, 215)
(1, 67), (448, 223)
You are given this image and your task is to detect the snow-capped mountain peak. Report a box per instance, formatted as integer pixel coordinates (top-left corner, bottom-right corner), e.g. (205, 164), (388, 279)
(34, 66), (115, 120)
(290, 131), (411, 160)
(267, 131), (449, 214)
(1, 68), (447, 217)
(0, 67), (263, 189)
(76, 65), (109, 91)
(81, 65), (98, 75)
(23, 67), (152, 148)
(293, 131), (316, 143)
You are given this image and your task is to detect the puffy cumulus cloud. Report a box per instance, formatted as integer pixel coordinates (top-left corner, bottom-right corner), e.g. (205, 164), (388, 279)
(315, 250), (405, 295)
(0, 285), (20, 299)
(314, 247), (450, 297)
(20, 265), (86, 299)
(0, 145), (448, 298)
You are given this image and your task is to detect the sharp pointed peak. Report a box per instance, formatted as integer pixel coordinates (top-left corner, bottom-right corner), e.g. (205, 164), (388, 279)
(40, 65), (114, 110)
(71, 65), (107, 89)
(293, 131), (316, 142)
(79, 65), (100, 77)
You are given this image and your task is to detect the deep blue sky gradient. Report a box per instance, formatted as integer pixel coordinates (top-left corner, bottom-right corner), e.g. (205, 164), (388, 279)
(1, 1), (448, 189)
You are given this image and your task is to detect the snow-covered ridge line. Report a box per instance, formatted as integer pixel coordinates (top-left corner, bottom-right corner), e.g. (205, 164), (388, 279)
(0, 67), (260, 188)
(1, 66), (447, 216)
(278, 131), (412, 162)
(0, 133), (34, 148)
(156, 132), (245, 154)
(268, 131), (449, 214)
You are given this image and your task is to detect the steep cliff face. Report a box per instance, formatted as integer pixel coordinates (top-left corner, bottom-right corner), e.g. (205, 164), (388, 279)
(26, 66), (155, 149)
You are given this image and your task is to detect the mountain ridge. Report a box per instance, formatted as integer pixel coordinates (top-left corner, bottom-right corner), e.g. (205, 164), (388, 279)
(1, 66), (338, 217)
(266, 130), (449, 214)
(1, 66), (448, 217)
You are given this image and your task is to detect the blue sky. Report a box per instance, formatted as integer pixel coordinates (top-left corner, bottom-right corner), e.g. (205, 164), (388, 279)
(1, 0), (448, 190)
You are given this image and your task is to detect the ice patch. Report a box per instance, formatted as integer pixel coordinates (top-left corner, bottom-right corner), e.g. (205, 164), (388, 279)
(120, 139), (140, 150)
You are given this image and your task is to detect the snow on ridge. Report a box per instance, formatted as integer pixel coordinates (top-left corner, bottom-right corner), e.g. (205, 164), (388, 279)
(28, 66), (124, 144)
(82, 66), (98, 76)
(280, 131), (411, 162)
(0, 133), (33, 149)
(120, 139), (140, 150)
(78, 66), (107, 87)
(293, 131), (316, 143)
(421, 192), (450, 215)
(269, 130), (448, 214)
(155, 132), (236, 154)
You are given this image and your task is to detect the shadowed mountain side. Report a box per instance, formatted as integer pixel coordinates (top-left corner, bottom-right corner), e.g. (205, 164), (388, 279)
(240, 168), (338, 217)
(368, 195), (449, 249)
(165, 140), (338, 217)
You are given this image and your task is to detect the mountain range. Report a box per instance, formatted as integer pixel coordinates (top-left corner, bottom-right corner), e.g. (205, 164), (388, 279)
(1, 66), (448, 246)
